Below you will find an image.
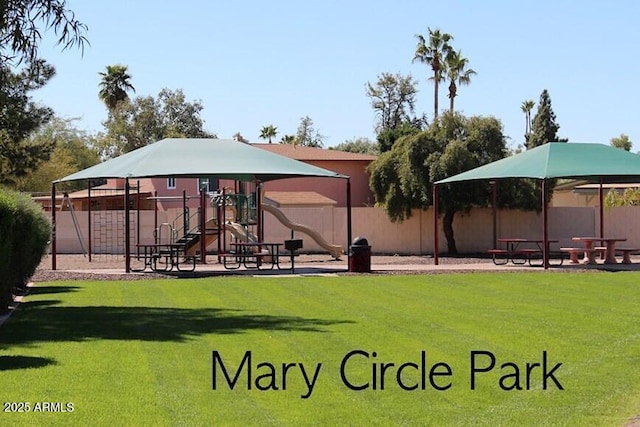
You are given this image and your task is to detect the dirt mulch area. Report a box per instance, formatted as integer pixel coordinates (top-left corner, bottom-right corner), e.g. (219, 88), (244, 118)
(31, 253), (495, 282)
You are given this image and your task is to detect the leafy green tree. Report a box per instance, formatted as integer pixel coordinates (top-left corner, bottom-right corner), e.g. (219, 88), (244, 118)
(259, 125), (278, 143)
(610, 133), (632, 151)
(294, 116), (324, 147)
(413, 28), (453, 120)
(605, 187), (640, 207)
(370, 112), (536, 254)
(331, 137), (379, 154)
(376, 121), (423, 153)
(365, 72), (418, 133)
(98, 88), (216, 157)
(525, 90), (566, 149)
(0, 60), (56, 185)
(521, 99), (535, 140)
(445, 50), (476, 112)
(14, 117), (100, 192)
(0, 0), (87, 65)
(98, 65), (136, 111)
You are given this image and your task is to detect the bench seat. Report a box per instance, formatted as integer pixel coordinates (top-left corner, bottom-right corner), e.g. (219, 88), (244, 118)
(560, 247), (604, 265)
(615, 247), (640, 264)
(487, 249), (509, 265)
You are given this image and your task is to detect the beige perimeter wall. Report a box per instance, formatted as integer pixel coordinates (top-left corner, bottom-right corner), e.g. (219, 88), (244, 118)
(51, 206), (640, 255)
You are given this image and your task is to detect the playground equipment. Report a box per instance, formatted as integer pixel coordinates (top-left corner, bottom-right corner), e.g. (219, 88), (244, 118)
(160, 187), (343, 260)
(61, 178), (343, 265)
(262, 202), (343, 259)
(61, 192), (87, 256)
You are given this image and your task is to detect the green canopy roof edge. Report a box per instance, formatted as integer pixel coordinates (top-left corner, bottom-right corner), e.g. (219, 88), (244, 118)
(434, 142), (640, 185)
(54, 138), (349, 183)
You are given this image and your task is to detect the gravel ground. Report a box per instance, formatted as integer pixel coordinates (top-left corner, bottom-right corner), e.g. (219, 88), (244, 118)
(31, 253), (495, 282)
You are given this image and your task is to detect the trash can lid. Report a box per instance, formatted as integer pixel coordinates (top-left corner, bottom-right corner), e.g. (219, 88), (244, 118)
(352, 236), (369, 246)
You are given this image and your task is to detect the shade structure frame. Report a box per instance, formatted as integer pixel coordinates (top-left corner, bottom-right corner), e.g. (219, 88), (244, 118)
(433, 142), (640, 269)
(51, 138), (352, 272)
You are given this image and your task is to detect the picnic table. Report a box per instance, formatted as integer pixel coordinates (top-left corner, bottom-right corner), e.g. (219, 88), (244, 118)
(571, 237), (627, 264)
(221, 242), (283, 270)
(489, 238), (560, 266)
(131, 243), (196, 272)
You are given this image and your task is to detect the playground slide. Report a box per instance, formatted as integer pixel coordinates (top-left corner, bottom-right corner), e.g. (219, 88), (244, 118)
(185, 219), (258, 256)
(224, 222), (258, 243)
(262, 203), (343, 259)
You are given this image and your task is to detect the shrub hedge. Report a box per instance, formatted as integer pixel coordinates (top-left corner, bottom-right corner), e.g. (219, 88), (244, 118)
(0, 189), (51, 313)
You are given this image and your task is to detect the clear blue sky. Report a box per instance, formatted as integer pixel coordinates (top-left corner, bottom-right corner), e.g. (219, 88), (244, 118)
(35, 0), (640, 149)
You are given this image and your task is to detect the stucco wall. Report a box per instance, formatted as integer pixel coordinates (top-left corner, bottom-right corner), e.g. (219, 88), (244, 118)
(51, 206), (639, 255)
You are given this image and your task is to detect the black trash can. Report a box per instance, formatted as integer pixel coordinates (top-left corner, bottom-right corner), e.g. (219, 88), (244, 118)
(348, 237), (371, 273)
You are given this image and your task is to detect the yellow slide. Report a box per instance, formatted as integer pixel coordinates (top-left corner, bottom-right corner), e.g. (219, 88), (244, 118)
(224, 222), (258, 243)
(262, 203), (343, 259)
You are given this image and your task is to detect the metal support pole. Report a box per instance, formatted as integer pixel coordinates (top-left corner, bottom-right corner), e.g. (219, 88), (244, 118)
(51, 183), (57, 270)
(491, 180), (497, 249)
(347, 178), (352, 255)
(88, 180), (92, 262)
(154, 191), (158, 244)
(256, 181), (262, 242)
(136, 180), (141, 255)
(433, 185), (439, 265)
(542, 179), (549, 270)
(200, 188), (206, 264)
(125, 178), (131, 273)
(599, 178), (604, 238)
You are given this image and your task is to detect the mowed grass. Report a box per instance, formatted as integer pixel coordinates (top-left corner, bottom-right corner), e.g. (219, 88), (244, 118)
(1, 272), (639, 426)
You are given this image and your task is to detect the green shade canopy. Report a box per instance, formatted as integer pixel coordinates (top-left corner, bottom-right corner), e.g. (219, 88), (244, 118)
(435, 142), (640, 184)
(433, 142), (640, 270)
(56, 138), (348, 183)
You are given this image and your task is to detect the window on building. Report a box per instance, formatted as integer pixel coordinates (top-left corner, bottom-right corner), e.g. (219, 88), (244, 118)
(167, 177), (176, 189)
(198, 176), (219, 192)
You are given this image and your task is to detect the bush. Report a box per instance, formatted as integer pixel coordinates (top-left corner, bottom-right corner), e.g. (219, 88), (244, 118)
(0, 191), (17, 312)
(0, 188), (51, 312)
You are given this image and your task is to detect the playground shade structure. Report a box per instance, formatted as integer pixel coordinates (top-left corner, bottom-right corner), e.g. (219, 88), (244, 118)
(435, 142), (640, 183)
(56, 138), (348, 183)
(51, 138), (352, 271)
(434, 142), (640, 268)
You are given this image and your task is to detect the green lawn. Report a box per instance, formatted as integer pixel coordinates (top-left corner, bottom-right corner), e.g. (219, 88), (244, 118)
(1, 272), (639, 426)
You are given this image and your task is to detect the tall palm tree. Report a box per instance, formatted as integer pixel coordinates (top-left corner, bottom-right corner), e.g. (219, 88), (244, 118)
(413, 28), (453, 120)
(521, 99), (535, 137)
(445, 50), (476, 112)
(98, 65), (135, 111)
(259, 125), (278, 143)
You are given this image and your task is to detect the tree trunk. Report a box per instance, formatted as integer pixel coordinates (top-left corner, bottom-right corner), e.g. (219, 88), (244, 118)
(443, 208), (458, 254)
(449, 81), (456, 112)
(433, 67), (439, 120)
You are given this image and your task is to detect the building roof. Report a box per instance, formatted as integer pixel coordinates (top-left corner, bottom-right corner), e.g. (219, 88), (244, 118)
(252, 143), (377, 162)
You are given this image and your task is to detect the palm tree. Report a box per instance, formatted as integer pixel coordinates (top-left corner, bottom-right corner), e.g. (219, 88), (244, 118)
(413, 28), (453, 120)
(279, 134), (296, 145)
(445, 50), (476, 112)
(98, 65), (135, 111)
(259, 125), (278, 143)
(521, 99), (535, 138)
